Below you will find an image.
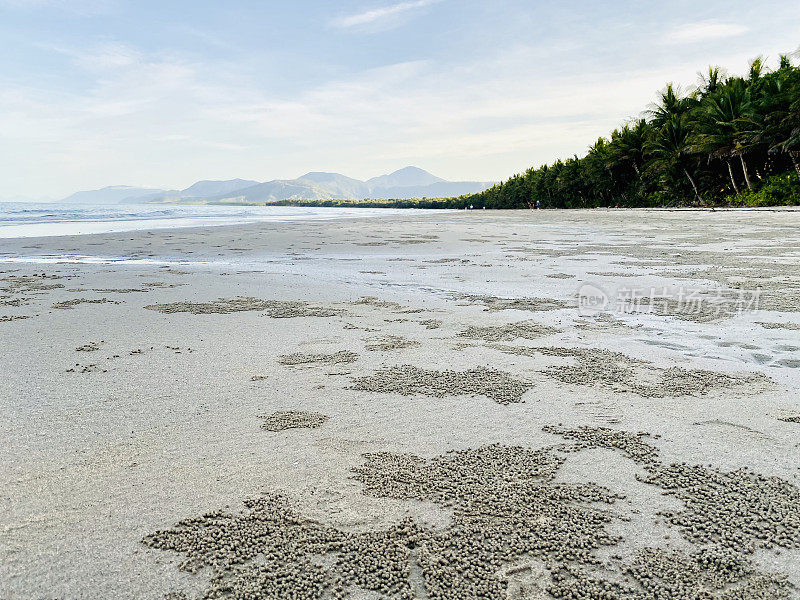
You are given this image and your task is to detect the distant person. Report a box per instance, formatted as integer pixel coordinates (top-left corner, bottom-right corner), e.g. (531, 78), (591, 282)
(536, 200), (541, 210)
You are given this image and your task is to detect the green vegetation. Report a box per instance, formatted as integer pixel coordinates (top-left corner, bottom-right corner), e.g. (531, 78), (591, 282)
(459, 52), (800, 209)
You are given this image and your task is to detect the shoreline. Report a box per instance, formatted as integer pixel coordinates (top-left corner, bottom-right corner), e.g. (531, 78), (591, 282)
(3, 204), (800, 245)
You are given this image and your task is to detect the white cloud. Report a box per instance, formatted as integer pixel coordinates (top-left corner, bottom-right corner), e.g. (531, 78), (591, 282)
(331, 0), (440, 29)
(1, 31), (796, 196)
(0, 42), (680, 194)
(663, 20), (748, 45)
(47, 42), (142, 71)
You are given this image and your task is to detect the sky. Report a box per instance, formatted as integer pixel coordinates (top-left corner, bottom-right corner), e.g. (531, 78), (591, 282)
(1, 0), (798, 200)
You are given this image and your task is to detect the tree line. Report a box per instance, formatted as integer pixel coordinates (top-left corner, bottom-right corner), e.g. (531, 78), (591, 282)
(459, 51), (800, 209)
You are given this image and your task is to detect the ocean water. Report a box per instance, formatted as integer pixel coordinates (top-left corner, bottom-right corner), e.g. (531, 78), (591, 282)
(0, 202), (411, 238)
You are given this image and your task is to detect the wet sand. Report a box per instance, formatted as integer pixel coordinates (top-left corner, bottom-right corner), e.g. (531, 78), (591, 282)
(1, 209), (799, 599)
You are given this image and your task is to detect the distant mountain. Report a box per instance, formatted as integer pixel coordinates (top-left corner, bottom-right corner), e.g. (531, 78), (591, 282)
(157, 166), (491, 203)
(296, 172), (369, 199)
(367, 166), (445, 190)
(207, 180), (336, 203)
(62, 185), (169, 204)
(179, 179), (260, 198)
(60, 167), (495, 205)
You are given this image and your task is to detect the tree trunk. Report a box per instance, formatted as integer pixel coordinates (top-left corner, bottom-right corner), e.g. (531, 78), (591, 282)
(726, 159), (740, 194)
(739, 154), (753, 190)
(683, 167), (703, 204)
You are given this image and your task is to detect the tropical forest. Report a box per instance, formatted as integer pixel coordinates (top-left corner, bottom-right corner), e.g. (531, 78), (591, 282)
(457, 52), (800, 209)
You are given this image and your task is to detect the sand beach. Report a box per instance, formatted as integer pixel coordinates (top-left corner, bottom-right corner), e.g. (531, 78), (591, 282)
(1, 208), (799, 599)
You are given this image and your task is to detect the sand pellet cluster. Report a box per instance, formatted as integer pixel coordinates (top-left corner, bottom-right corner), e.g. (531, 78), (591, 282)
(143, 432), (795, 599)
(543, 424), (660, 464)
(143, 445), (623, 600)
(424, 257), (466, 264)
(549, 546), (790, 600)
(143, 494), (421, 600)
(278, 351), (359, 366)
(418, 319), (442, 329)
(492, 345), (768, 397)
(145, 297), (344, 318)
(0, 297), (27, 306)
(634, 295), (736, 322)
(644, 463), (800, 552)
(52, 297), (118, 310)
(352, 444), (622, 600)
(364, 335), (421, 351)
(759, 322), (800, 330)
(1, 273), (66, 293)
(65, 363), (106, 373)
(258, 411), (330, 432)
(352, 296), (424, 314)
(75, 341), (101, 352)
(350, 365), (534, 404)
(547, 425), (800, 554)
(90, 287), (148, 293)
(458, 320), (559, 342)
(459, 293), (569, 312)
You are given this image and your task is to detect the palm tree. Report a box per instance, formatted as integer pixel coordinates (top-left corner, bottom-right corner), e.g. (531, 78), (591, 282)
(692, 120), (740, 194)
(697, 66), (725, 98)
(460, 46), (799, 209)
(583, 137), (617, 203)
(608, 119), (650, 178)
(778, 94), (800, 176)
(692, 79), (756, 191)
(748, 56), (766, 84)
(742, 71), (798, 177)
(765, 57), (800, 176)
(647, 115), (704, 204)
(647, 83), (695, 128)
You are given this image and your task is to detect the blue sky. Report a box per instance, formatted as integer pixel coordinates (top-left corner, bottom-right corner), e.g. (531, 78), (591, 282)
(1, 0), (798, 199)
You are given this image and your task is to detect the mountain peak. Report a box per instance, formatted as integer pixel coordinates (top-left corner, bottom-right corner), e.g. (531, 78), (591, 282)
(62, 185), (167, 204)
(180, 179), (260, 198)
(393, 166), (439, 176)
(296, 172), (368, 197)
(298, 172), (360, 183)
(367, 166), (445, 190)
